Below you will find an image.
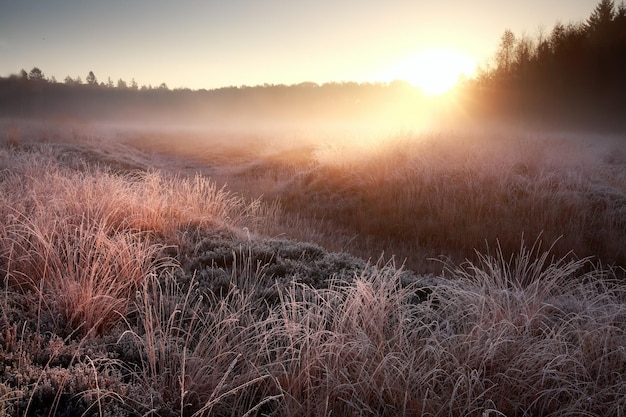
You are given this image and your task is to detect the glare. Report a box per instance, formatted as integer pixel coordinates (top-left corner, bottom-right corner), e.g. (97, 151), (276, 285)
(389, 49), (476, 95)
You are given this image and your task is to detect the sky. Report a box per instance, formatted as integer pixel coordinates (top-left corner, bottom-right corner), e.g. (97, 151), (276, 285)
(0, 0), (604, 90)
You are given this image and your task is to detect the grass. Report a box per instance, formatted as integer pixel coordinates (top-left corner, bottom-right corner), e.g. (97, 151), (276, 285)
(272, 132), (626, 271)
(0, 123), (625, 416)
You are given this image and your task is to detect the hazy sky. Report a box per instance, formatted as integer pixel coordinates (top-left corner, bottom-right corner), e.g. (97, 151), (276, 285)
(0, 0), (602, 90)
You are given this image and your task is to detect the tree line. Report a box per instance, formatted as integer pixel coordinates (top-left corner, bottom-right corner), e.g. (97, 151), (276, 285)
(469, 0), (626, 131)
(0, 67), (424, 128)
(2, 0), (626, 132)
(10, 67), (163, 91)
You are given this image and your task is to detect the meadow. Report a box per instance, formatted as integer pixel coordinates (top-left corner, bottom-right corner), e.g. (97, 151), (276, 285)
(0, 120), (625, 416)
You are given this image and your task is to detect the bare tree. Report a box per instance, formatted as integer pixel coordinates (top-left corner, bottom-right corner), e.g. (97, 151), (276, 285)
(496, 29), (517, 74)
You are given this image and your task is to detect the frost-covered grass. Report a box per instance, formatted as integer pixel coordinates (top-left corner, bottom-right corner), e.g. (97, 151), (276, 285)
(0, 126), (625, 416)
(275, 132), (626, 271)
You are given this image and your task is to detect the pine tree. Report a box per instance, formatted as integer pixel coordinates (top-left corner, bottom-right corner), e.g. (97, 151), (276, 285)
(28, 67), (45, 81)
(587, 0), (615, 32)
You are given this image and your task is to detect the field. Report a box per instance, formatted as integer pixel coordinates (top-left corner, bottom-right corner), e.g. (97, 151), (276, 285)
(1, 120), (625, 416)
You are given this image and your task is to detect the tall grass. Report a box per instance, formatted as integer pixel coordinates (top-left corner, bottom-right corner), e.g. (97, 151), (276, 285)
(258, 247), (624, 416)
(0, 134), (279, 415)
(276, 132), (626, 270)
(116, 272), (277, 416)
(1, 127), (625, 416)
(4, 215), (167, 335)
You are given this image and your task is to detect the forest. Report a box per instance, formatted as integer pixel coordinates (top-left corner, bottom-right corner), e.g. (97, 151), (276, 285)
(471, 0), (626, 131)
(2, 0), (626, 132)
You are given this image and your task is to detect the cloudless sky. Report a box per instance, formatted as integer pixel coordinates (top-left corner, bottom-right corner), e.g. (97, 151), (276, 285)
(0, 0), (603, 90)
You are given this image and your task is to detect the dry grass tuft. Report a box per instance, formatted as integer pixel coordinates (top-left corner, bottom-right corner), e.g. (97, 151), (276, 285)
(3, 215), (169, 335)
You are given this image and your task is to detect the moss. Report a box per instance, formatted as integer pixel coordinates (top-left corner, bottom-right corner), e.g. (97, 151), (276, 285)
(181, 236), (370, 293)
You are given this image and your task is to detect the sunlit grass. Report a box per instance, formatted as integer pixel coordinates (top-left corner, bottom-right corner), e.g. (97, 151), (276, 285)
(275, 131), (626, 270)
(0, 125), (625, 416)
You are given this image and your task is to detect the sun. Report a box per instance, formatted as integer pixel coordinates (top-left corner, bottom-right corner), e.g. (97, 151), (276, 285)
(390, 49), (476, 95)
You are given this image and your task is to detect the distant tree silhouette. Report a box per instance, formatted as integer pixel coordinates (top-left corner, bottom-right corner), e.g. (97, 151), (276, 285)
(470, 0), (626, 131)
(3, 0), (625, 132)
(86, 71), (97, 85)
(496, 29), (516, 74)
(513, 35), (534, 71)
(587, 0), (615, 32)
(28, 67), (45, 81)
(106, 77), (114, 88)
